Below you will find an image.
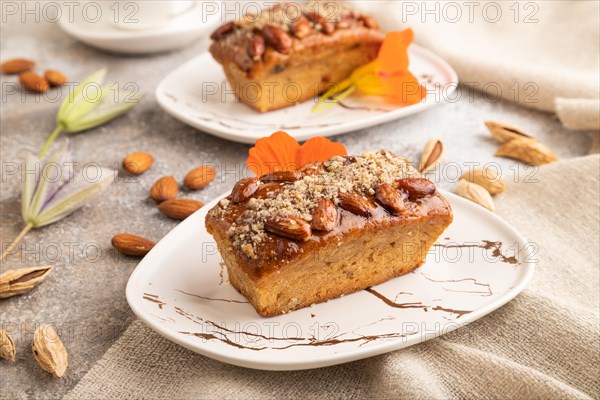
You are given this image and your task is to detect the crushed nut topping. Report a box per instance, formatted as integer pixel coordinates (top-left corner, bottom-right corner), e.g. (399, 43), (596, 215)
(213, 151), (418, 258)
(209, 1), (380, 71)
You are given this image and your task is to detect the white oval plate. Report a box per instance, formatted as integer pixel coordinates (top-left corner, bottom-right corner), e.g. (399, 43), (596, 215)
(58, 1), (220, 54)
(155, 46), (458, 143)
(126, 191), (535, 371)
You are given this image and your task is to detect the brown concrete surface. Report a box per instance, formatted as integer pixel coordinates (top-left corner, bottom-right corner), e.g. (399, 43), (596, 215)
(0, 15), (593, 400)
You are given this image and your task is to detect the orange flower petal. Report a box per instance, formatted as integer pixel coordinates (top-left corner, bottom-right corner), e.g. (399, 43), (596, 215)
(384, 72), (426, 106)
(246, 131), (347, 175)
(315, 29), (419, 112)
(297, 137), (347, 166)
(378, 29), (414, 74)
(246, 131), (300, 175)
(353, 30), (422, 103)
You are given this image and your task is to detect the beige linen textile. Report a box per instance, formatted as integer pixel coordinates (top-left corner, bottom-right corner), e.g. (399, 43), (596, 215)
(365, 1), (600, 131)
(65, 155), (600, 399)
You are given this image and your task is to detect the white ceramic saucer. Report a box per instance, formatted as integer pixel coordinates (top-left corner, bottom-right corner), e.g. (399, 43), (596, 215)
(156, 46), (458, 143)
(57, 1), (221, 54)
(126, 191), (535, 370)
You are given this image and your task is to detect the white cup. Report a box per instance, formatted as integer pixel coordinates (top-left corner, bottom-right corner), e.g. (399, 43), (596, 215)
(111, 0), (194, 31)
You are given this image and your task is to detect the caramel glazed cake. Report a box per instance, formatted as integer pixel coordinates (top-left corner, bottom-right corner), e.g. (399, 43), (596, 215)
(206, 151), (453, 317)
(209, 1), (385, 112)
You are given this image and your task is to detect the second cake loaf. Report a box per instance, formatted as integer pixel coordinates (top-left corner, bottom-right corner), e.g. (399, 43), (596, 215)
(209, 1), (385, 112)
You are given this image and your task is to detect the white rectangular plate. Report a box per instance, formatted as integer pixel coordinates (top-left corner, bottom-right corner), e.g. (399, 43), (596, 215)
(155, 46), (458, 143)
(126, 191), (535, 370)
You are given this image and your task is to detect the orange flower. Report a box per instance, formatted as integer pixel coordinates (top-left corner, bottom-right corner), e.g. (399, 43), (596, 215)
(246, 131), (347, 176)
(313, 29), (426, 111)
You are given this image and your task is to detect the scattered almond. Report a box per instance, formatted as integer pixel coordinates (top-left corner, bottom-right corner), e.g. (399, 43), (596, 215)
(495, 139), (557, 165)
(158, 198), (204, 220)
(456, 179), (495, 211)
(1, 58), (35, 74)
(0, 328), (16, 362)
(265, 215), (312, 241)
(461, 168), (506, 195)
(19, 71), (49, 92)
(419, 138), (444, 173)
(123, 152), (154, 175)
(0, 266), (53, 299)
(32, 324), (68, 378)
(44, 69), (68, 87)
(485, 121), (535, 143)
(184, 166), (216, 190)
(111, 234), (155, 257)
(149, 176), (178, 203)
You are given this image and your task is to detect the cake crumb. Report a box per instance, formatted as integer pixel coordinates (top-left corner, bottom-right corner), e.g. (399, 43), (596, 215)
(241, 243), (256, 258)
(219, 198), (231, 208)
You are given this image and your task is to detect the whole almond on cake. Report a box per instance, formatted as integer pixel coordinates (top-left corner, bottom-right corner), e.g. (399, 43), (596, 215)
(184, 166), (216, 190)
(122, 152), (154, 175)
(375, 183), (406, 215)
(265, 215), (312, 242)
(338, 191), (375, 217)
(260, 170), (301, 182)
(231, 178), (259, 203)
(395, 178), (436, 200)
(311, 197), (338, 231)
